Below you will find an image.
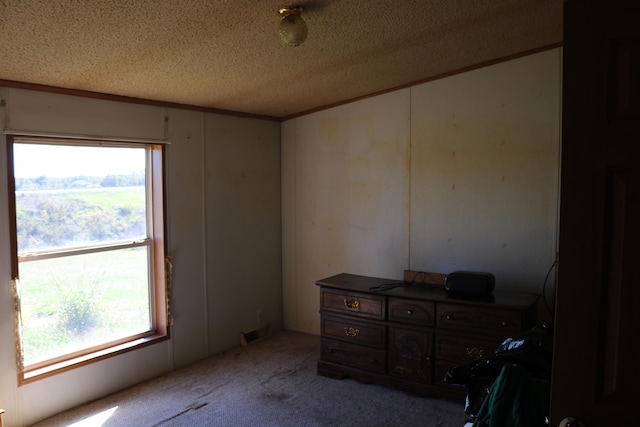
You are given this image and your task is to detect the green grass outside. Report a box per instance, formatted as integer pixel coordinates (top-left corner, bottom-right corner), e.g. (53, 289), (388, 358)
(16, 186), (151, 365)
(75, 187), (146, 210)
(16, 186), (144, 209)
(15, 186), (147, 253)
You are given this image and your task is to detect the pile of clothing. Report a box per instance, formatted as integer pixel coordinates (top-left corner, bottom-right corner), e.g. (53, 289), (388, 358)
(444, 324), (553, 427)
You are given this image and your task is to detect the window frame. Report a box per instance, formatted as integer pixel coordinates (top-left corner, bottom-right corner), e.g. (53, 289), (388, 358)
(6, 134), (170, 385)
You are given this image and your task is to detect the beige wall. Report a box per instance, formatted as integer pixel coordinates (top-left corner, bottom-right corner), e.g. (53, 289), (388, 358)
(281, 90), (412, 333)
(0, 88), (281, 426)
(282, 48), (561, 335)
(0, 47), (560, 426)
(410, 50), (560, 291)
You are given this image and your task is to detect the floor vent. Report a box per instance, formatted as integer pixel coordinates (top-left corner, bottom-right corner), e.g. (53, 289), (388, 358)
(240, 324), (271, 346)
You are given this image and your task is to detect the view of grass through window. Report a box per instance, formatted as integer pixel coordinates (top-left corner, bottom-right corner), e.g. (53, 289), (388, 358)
(13, 143), (152, 366)
(19, 247), (150, 364)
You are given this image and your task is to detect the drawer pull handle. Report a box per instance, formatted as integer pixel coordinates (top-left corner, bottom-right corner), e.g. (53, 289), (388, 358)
(501, 321), (508, 327)
(407, 309), (414, 315)
(344, 327), (360, 337)
(466, 347), (485, 359)
(343, 299), (360, 309)
(445, 314), (453, 320)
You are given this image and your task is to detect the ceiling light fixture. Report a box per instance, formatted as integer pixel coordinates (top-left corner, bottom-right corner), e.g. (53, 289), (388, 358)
(278, 6), (307, 47)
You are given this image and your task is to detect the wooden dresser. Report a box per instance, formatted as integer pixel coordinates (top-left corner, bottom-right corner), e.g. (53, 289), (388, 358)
(316, 273), (539, 399)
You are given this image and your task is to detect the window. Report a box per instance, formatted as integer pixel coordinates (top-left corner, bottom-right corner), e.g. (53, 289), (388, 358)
(7, 135), (169, 384)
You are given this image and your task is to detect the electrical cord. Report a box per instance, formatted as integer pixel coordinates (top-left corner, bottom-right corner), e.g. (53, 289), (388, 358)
(542, 260), (557, 317)
(368, 282), (406, 292)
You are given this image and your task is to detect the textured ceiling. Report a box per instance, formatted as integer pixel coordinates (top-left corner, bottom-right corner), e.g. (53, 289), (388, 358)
(0, 0), (563, 119)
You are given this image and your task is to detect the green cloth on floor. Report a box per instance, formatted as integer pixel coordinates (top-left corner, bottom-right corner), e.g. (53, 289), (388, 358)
(473, 363), (550, 427)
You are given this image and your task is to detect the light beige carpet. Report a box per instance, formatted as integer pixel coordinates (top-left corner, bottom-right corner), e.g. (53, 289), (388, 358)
(32, 330), (468, 426)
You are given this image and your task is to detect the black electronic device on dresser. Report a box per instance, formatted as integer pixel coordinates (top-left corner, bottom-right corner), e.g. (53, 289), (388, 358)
(316, 273), (539, 399)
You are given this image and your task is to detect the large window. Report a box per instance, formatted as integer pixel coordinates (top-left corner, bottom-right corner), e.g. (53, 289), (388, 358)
(7, 135), (169, 383)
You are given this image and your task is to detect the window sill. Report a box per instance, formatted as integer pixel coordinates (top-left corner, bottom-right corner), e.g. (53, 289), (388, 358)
(20, 333), (169, 385)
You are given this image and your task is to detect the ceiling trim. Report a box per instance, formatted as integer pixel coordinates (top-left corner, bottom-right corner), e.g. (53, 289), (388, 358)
(281, 42), (563, 121)
(0, 42), (562, 123)
(0, 79), (281, 122)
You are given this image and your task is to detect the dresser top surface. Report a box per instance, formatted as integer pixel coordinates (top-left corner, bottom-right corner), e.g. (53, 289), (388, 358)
(316, 273), (540, 309)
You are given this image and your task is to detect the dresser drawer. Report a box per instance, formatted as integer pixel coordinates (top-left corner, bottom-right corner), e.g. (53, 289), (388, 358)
(435, 334), (503, 364)
(388, 326), (433, 381)
(321, 315), (386, 349)
(316, 273), (540, 398)
(321, 288), (385, 320)
(437, 304), (521, 336)
(388, 297), (434, 326)
(321, 338), (386, 373)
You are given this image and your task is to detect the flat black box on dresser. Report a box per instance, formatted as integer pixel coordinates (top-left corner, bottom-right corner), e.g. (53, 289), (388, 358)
(316, 273), (539, 399)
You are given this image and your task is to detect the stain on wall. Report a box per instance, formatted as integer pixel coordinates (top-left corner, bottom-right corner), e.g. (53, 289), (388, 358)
(282, 49), (560, 334)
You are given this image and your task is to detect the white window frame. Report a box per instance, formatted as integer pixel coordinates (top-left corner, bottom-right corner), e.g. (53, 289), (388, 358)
(6, 134), (169, 384)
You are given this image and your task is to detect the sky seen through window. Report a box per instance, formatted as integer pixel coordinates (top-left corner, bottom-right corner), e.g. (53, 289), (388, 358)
(13, 144), (145, 179)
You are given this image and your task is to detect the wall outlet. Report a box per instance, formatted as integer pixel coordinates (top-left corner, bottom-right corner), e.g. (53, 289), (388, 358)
(257, 309), (265, 324)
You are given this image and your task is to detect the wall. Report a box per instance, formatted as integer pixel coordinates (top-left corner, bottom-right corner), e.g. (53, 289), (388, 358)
(0, 88), (282, 426)
(281, 90), (411, 333)
(0, 47), (560, 425)
(282, 48), (561, 335)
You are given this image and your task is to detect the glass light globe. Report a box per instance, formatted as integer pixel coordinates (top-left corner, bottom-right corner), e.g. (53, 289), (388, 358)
(278, 13), (307, 47)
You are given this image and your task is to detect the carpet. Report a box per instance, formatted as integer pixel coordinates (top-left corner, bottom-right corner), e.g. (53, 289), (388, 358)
(31, 331), (468, 426)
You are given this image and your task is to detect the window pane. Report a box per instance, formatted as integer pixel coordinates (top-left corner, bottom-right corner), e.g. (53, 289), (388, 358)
(19, 246), (151, 365)
(13, 144), (146, 253)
